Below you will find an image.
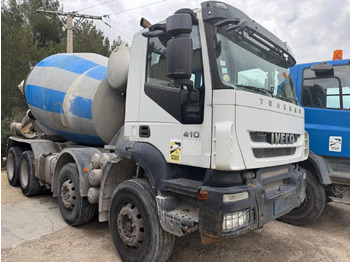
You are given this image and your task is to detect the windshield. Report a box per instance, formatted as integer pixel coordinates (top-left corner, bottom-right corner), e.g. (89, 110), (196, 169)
(214, 26), (298, 104)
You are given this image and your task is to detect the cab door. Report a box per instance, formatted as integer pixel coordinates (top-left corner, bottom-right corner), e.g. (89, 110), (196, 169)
(133, 23), (213, 168)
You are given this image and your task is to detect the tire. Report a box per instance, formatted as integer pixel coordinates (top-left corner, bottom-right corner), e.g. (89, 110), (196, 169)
(326, 196), (333, 203)
(19, 151), (42, 196)
(57, 163), (97, 226)
(7, 146), (24, 186)
(41, 186), (52, 195)
(109, 179), (175, 262)
(279, 170), (326, 226)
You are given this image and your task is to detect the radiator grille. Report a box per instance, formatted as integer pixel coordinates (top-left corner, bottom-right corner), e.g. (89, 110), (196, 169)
(250, 132), (299, 145)
(250, 132), (268, 142)
(253, 148), (296, 158)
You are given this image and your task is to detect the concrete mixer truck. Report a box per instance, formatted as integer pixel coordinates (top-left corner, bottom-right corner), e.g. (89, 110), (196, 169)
(6, 2), (308, 261)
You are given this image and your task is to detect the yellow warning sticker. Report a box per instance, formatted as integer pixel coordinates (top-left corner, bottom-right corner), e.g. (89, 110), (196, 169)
(170, 140), (181, 162)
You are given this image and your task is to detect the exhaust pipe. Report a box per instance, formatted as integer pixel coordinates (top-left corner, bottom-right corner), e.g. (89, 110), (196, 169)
(140, 17), (152, 28)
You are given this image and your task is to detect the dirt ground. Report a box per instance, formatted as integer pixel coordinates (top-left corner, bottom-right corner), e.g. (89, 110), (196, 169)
(1, 170), (350, 262)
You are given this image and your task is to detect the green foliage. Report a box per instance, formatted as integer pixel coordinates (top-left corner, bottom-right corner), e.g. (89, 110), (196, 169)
(1, 1), (34, 121)
(73, 21), (128, 56)
(1, 0), (127, 159)
(23, 0), (64, 48)
(74, 20), (110, 56)
(111, 36), (129, 51)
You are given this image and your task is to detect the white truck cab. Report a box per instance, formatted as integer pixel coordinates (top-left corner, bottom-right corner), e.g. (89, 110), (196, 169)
(118, 0), (308, 253)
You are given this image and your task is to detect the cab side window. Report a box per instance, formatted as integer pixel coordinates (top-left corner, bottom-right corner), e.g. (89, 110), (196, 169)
(302, 66), (350, 110)
(147, 39), (171, 87)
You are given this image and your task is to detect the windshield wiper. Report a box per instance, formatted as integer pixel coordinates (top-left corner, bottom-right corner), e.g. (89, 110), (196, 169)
(284, 97), (298, 105)
(275, 94), (298, 105)
(235, 84), (273, 96)
(215, 18), (241, 28)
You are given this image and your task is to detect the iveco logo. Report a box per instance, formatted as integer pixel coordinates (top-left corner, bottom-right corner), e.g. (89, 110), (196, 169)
(267, 133), (298, 145)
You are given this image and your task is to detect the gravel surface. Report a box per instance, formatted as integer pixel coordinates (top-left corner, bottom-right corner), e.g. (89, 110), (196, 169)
(2, 170), (350, 262)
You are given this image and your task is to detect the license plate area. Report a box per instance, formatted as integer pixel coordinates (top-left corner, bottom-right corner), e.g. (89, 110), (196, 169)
(274, 193), (292, 215)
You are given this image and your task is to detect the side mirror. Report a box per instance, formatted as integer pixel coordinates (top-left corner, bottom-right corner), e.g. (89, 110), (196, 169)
(166, 13), (193, 80)
(311, 63), (334, 77)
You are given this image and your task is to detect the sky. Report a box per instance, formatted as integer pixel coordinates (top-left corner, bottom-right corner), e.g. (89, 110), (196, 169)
(62, 0), (350, 64)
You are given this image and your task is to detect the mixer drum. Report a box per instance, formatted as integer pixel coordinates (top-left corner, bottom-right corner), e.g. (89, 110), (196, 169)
(24, 53), (125, 146)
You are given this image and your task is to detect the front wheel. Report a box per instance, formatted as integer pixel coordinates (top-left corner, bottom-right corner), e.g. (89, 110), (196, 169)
(279, 169), (326, 226)
(57, 163), (96, 226)
(109, 179), (175, 262)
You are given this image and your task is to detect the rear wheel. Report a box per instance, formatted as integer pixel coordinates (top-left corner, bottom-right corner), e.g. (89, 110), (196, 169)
(279, 170), (326, 226)
(109, 179), (175, 262)
(19, 151), (41, 196)
(57, 163), (97, 226)
(7, 146), (24, 186)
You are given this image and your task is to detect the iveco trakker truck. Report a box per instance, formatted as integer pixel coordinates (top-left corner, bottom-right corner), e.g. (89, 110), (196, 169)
(283, 57), (349, 226)
(6, 2), (308, 261)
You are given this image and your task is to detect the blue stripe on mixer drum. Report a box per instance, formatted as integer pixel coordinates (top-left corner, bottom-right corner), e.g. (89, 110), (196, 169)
(54, 129), (105, 146)
(70, 96), (93, 120)
(26, 84), (93, 119)
(85, 65), (107, 81)
(36, 55), (107, 81)
(26, 84), (65, 114)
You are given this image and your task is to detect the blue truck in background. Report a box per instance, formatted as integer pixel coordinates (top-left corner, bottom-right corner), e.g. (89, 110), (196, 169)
(281, 57), (350, 225)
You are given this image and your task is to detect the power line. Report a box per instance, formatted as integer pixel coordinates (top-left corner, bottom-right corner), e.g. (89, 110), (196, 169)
(76, 0), (116, 12)
(102, 20), (132, 40)
(106, 0), (166, 16)
(109, 25), (133, 40)
(37, 8), (102, 53)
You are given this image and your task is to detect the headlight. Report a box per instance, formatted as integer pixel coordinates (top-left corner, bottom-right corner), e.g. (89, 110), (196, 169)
(222, 209), (250, 231)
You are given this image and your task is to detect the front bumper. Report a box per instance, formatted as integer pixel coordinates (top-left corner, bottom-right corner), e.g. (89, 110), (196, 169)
(199, 164), (306, 242)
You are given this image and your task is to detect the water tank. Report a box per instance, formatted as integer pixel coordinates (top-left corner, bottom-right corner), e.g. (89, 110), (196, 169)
(24, 52), (128, 146)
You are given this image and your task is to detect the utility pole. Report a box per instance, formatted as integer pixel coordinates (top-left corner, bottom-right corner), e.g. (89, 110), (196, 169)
(36, 8), (102, 53)
(67, 14), (73, 53)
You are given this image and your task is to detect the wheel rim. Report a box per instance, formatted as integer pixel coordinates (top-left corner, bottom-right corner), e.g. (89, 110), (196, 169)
(60, 179), (76, 209)
(117, 202), (145, 248)
(7, 153), (14, 180)
(20, 160), (29, 187)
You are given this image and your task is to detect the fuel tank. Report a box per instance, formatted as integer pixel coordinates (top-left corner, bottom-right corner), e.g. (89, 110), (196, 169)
(24, 49), (129, 146)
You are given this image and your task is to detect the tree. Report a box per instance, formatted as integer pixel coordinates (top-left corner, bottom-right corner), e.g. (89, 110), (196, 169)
(73, 20), (110, 56)
(1, 0), (35, 117)
(111, 36), (129, 53)
(23, 0), (64, 48)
